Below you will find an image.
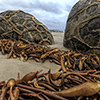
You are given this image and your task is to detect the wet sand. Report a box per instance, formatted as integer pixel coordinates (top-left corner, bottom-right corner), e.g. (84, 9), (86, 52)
(0, 32), (68, 81)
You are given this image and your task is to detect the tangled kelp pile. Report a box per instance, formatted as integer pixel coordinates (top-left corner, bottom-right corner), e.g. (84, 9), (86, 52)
(0, 39), (100, 99)
(0, 39), (100, 71)
(0, 70), (100, 100)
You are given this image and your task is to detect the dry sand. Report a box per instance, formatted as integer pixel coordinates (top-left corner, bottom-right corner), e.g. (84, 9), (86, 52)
(0, 32), (68, 81)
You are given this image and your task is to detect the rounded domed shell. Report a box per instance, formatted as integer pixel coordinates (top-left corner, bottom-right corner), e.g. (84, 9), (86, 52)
(63, 0), (100, 55)
(0, 10), (54, 45)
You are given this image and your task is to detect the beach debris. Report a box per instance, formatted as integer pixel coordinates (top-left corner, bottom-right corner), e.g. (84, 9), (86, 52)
(0, 39), (100, 72)
(0, 70), (100, 99)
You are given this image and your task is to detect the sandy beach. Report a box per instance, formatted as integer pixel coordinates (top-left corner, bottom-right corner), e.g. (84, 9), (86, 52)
(0, 32), (68, 81)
